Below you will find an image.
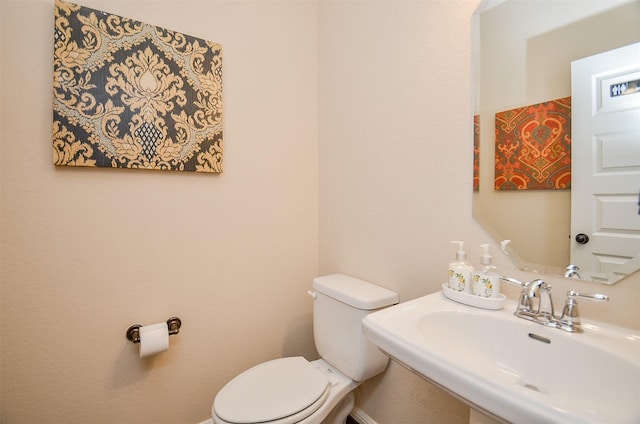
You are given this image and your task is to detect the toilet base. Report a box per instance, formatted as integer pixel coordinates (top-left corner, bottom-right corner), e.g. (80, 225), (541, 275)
(321, 391), (354, 424)
(296, 359), (359, 424)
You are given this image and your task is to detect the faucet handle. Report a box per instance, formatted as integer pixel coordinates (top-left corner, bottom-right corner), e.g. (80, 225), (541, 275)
(500, 276), (525, 286)
(559, 290), (609, 333)
(566, 290), (609, 302)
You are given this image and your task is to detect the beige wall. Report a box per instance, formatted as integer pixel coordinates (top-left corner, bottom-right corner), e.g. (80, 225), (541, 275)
(2, 1), (639, 424)
(318, 1), (476, 421)
(318, 0), (639, 423)
(1, 1), (319, 423)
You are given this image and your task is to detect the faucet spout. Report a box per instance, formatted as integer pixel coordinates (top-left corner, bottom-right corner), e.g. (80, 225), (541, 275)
(564, 264), (582, 279)
(523, 279), (554, 317)
(524, 279), (547, 298)
(537, 283), (555, 321)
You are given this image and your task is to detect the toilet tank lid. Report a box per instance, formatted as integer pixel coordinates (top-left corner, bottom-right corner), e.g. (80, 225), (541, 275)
(313, 274), (398, 310)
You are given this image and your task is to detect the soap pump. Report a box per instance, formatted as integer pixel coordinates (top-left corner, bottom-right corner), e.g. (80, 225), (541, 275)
(472, 243), (500, 298)
(448, 241), (473, 293)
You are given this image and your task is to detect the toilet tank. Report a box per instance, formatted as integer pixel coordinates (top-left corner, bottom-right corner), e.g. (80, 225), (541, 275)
(312, 274), (398, 382)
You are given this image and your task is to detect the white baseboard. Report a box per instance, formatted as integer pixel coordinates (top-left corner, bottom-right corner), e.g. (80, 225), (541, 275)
(350, 406), (379, 424)
(197, 419), (214, 424)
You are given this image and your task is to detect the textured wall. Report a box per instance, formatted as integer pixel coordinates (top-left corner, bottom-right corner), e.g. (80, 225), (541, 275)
(317, 0), (639, 423)
(1, 1), (319, 423)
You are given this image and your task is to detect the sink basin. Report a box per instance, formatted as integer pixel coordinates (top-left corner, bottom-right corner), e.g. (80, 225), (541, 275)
(362, 290), (640, 423)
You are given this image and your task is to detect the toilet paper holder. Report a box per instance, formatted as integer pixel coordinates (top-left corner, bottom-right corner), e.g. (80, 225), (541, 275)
(126, 317), (182, 343)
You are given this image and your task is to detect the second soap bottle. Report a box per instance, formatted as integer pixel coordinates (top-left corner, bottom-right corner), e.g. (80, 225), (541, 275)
(472, 243), (501, 298)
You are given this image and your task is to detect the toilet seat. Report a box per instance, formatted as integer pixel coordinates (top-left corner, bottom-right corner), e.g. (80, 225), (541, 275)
(213, 357), (330, 424)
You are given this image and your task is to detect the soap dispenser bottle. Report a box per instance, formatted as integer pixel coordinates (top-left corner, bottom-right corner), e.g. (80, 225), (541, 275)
(448, 241), (473, 293)
(472, 243), (500, 298)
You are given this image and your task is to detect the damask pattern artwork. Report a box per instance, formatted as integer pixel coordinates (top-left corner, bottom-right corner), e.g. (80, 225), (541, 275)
(494, 97), (571, 190)
(53, 0), (223, 172)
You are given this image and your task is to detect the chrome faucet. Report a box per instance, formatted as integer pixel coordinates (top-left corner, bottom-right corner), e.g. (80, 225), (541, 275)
(500, 276), (609, 333)
(505, 278), (552, 318)
(526, 279), (555, 322)
(564, 264), (582, 279)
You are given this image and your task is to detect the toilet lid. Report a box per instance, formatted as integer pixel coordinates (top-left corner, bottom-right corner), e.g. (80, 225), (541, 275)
(214, 357), (329, 424)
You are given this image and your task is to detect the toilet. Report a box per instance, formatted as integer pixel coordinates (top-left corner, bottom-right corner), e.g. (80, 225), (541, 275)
(212, 274), (398, 424)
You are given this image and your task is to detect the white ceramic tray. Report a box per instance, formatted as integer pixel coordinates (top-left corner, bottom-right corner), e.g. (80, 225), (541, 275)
(441, 283), (506, 310)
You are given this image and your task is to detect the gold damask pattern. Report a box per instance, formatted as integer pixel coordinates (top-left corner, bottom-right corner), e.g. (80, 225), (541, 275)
(53, 0), (223, 172)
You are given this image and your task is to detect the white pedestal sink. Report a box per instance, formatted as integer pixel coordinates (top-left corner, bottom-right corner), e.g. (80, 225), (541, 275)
(362, 290), (640, 424)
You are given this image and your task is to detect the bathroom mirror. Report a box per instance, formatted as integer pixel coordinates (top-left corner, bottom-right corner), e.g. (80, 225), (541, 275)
(472, 0), (640, 284)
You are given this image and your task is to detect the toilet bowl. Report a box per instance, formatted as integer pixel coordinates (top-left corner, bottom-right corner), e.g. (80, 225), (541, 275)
(213, 358), (358, 424)
(212, 274), (398, 424)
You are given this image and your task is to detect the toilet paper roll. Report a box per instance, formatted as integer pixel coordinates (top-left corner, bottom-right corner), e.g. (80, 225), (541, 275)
(139, 322), (169, 358)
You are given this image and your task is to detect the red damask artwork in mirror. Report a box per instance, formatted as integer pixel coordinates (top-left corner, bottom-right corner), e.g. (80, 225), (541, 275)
(53, 0), (223, 172)
(494, 97), (571, 190)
